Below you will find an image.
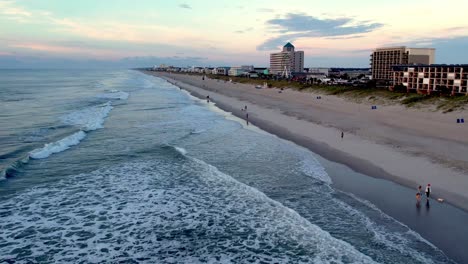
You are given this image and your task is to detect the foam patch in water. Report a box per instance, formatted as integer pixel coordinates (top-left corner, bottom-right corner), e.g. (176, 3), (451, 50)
(29, 131), (86, 159)
(96, 90), (129, 100)
(174, 146), (187, 155)
(0, 158), (376, 263)
(60, 102), (113, 131)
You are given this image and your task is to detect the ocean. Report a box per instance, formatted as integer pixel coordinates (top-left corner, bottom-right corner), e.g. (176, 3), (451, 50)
(0, 69), (455, 263)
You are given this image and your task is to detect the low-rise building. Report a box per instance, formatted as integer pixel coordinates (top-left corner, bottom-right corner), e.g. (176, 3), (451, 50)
(228, 65), (254, 76)
(329, 68), (370, 78)
(308, 67), (330, 76)
(204, 67), (214, 74)
(214, 67), (230, 75)
(391, 64), (468, 95)
(254, 67), (267, 75)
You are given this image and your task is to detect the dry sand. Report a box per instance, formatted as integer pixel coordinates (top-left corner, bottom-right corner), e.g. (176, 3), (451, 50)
(147, 71), (468, 211)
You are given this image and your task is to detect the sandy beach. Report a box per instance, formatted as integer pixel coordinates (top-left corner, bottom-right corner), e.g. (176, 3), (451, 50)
(147, 71), (468, 212)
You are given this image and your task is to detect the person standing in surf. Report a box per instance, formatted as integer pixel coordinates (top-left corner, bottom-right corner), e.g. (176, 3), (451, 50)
(425, 184), (431, 199)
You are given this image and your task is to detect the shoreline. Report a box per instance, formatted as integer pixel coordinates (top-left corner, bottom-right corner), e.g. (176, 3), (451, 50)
(146, 71), (468, 212)
(143, 71), (468, 262)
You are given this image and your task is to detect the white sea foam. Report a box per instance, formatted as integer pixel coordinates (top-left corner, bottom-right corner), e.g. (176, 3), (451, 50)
(29, 131), (86, 159)
(96, 90), (129, 100)
(190, 129), (206, 134)
(174, 146), (187, 155)
(299, 155), (332, 184)
(60, 102), (113, 131)
(0, 159), (377, 263)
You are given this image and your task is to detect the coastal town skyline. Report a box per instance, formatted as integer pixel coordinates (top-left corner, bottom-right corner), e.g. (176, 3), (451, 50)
(1, 0), (468, 68)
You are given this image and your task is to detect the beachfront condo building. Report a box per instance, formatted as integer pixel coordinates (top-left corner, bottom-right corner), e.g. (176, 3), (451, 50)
(270, 42), (304, 76)
(391, 64), (468, 95)
(371, 46), (435, 81)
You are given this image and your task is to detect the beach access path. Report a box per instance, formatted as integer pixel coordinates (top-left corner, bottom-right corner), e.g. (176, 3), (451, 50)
(147, 71), (468, 212)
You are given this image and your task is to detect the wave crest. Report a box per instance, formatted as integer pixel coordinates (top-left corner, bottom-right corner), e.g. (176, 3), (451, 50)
(29, 131), (86, 159)
(60, 102), (113, 131)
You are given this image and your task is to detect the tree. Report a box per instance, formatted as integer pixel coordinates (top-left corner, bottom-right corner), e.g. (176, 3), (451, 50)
(341, 73), (350, 80)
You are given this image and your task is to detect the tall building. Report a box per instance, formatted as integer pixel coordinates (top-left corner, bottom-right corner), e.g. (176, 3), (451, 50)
(371, 46), (435, 81)
(270, 42), (304, 76)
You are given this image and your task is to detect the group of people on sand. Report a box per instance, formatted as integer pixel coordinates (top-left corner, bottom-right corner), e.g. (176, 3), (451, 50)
(416, 184), (431, 207)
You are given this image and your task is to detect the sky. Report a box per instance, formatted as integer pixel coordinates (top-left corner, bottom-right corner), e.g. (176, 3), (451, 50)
(1, 0), (468, 68)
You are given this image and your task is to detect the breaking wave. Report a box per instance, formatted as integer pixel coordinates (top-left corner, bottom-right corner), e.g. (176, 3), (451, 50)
(29, 131), (86, 159)
(60, 102), (113, 131)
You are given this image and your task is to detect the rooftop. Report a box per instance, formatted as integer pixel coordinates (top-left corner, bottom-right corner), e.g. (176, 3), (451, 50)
(284, 42), (295, 48)
(391, 64), (468, 69)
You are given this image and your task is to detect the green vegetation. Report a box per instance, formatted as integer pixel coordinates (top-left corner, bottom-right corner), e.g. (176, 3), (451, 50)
(436, 96), (468, 113)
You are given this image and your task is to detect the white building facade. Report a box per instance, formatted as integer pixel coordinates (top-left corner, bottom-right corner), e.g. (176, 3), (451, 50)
(269, 42), (304, 76)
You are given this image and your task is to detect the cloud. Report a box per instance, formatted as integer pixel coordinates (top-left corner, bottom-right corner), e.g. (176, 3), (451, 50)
(257, 13), (384, 50)
(179, 4), (192, 9)
(0, 1), (33, 22)
(257, 8), (275, 13)
(234, 27), (253, 34)
(325, 35), (365, 40)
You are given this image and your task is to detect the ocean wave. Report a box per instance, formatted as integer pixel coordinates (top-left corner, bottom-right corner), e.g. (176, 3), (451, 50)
(174, 146), (187, 155)
(299, 156), (332, 184)
(29, 131), (86, 159)
(60, 102), (113, 131)
(190, 129), (206, 134)
(0, 158), (376, 263)
(96, 90), (129, 100)
(0, 155), (30, 180)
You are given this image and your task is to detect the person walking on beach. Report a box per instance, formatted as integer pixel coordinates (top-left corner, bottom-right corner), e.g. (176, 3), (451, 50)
(418, 185), (423, 196)
(341, 131), (344, 139)
(206, 95), (210, 103)
(425, 184), (431, 199)
(244, 105), (247, 111)
(246, 113), (249, 125)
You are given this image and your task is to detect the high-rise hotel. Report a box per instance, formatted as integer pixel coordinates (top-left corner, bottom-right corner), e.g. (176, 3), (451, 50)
(370, 46), (435, 81)
(270, 42), (304, 76)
